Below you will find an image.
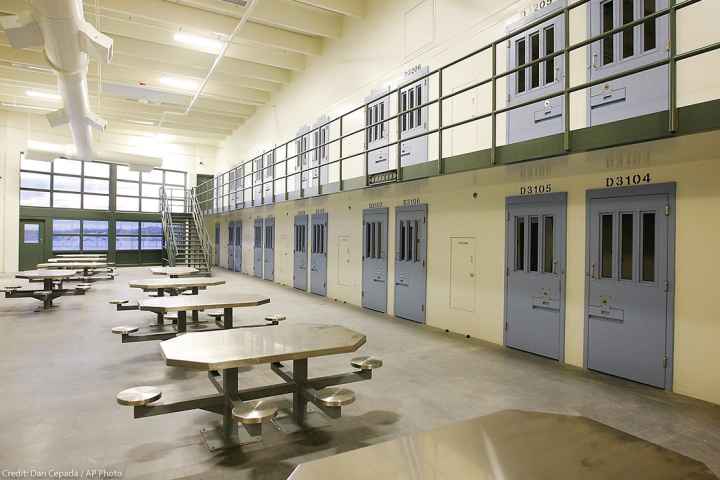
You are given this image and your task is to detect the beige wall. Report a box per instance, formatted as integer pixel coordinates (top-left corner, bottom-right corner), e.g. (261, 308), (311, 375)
(0, 110), (218, 273)
(211, 130), (720, 406)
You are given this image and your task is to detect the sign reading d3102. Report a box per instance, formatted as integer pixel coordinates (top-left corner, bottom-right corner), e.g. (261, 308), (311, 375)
(605, 173), (652, 188)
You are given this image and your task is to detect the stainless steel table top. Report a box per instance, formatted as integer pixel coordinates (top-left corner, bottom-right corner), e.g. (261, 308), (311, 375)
(139, 292), (270, 313)
(161, 323), (366, 370)
(37, 262), (107, 268)
(57, 254), (106, 257)
(129, 277), (226, 290)
(16, 269), (79, 280)
(47, 257), (108, 263)
(288, 410), (717, 480)
(150, 266), (198, 276)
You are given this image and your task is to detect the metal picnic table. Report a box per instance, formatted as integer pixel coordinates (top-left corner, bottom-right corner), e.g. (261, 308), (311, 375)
(5, 269), (89, 310)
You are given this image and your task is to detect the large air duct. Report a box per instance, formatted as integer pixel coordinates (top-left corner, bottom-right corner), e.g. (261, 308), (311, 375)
(0, 0), (162, 171)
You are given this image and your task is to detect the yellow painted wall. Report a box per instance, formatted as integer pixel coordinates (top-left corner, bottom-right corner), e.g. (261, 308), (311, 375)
(211, 130), (720, 406)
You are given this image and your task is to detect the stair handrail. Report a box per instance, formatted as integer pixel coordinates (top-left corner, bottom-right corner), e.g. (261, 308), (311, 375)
(187, 187), (213, 272)
(159, 186), (178, 266)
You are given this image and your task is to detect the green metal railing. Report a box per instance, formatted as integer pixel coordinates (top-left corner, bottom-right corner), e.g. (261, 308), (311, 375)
(198, 0), (718, 214)
(159, 187), (178, 266)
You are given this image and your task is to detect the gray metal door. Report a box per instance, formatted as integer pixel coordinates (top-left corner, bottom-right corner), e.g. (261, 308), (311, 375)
(214, 223), (220, 266)
(228, 222), (235, 270)
(507, 0), (566, 144)
(233, 221), (242, 272)
(586, 184), (673, 388)
(264, 217), (275, 281)
(394, 204), (427, 323)
(399, 68), (429, 167)
(253, 218), (263, 278)
(362, 208), (389, 313)
(366, 88), (391, 175)
(505, 193), (567, 360)
(588, 0), (669, 126)
(293, 214), (308, 291)
(310, 212), (328, 296)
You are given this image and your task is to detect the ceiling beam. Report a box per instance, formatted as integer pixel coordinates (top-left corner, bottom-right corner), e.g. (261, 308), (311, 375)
(86, 0), (324, 55)
(293, 0), (364, 18)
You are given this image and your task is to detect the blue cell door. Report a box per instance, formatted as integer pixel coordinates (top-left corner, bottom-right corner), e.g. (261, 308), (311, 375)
(506, 1), (566, 144)
(227, 222), (235, 270)
(505, 193), (567, 360)
(394, 204), (427, 323)
(310, 212), (328, 296)
(233, 221), (242, 272)
(362, 208), (388, 313)
(253, 218), (263, 278)
(586, 185), (673, 388)
(588, 0), (669, 126)
(264, 217), (275, 281)
(293, 214), (309, 291)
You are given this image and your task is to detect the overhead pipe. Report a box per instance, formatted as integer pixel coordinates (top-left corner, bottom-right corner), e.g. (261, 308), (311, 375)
(0, 0), (162, 171)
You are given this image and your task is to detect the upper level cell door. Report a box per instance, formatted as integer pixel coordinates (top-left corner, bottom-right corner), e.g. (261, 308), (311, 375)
(228, 222), (235, 270)
(505, 193), (567, 360)
(586, 184), (674, 388)
(399, 78), (429, 167)
(506, 1), (566, 144)
(310, 212), (328, 296)
(234, 221), (242, 272)
(253, 218), (263, 278)
(362, 208), (389, 313)
(394, 204), (428, 323)
(294, 214), (309, 291)
(588, 0), (669, 126)
(366, 96), (390, 175)
(264, 217), (275, 281)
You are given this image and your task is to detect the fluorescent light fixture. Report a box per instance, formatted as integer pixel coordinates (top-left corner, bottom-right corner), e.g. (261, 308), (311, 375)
(159, 76), (199, 91)
(26, 90), (62, 101)
(174, 32), (223, 52)
(127, 120), (156, 126)
(11, 62), (53, 73)
(0, 102), (55, 111)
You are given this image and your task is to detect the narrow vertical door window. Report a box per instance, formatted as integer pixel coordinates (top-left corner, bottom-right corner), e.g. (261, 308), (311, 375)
(641, 212), (656, 282)
(600, 214), (614, 278)
(515, 217), (525, 271)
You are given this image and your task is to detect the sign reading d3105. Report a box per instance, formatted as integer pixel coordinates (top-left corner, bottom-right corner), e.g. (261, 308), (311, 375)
(605, 173), (652, 187)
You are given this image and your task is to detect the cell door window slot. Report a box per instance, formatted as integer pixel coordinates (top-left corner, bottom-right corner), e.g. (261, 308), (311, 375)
(643, 0), (656, 51)
(601, 0), (615, 65)
(529, 216), (540, 272)
(401, 92), (408, 132)
(376, 222), (382, 259)
(530, 32), (541, 89)
(400, 222), (407, 261)
(515, 216), (525, 271)
(600, 213), (614, 278)
(622, 0), (635, 59)
(641, 212), (656, 282)
(415, 85), (422, 126)
(543, 216), (555, 273)
(516, 38), (527, 93)
(620, 213), (634, 280)
(544, 26), (556, 83)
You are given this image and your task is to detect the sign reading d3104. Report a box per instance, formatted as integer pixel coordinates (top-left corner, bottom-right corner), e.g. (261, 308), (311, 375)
(605, 173), (652, 188)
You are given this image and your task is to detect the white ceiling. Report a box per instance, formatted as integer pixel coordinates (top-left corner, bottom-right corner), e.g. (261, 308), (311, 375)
(0, 0), (365, 147)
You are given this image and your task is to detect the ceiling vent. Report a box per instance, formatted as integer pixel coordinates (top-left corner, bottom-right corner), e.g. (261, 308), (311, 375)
(220, 0), (248, 6)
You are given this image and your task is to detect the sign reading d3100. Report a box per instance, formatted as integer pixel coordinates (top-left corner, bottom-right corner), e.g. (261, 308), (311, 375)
(605, 173), (652, 188)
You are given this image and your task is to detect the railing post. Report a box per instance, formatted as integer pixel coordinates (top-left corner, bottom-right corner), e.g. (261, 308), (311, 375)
(438, 68), (444, 175)
(564, 6), (571, 151)
(339, 116), (344, 191)
(491, 42), (497, 165)
(396, 87), (402, 181)
(668, 0), (678, 133)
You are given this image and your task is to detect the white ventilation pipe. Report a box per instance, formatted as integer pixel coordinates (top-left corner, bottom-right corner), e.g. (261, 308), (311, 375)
(0, 0), (161, 171)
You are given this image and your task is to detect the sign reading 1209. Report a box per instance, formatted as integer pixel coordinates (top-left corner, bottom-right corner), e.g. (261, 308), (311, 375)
(605, 173), (652, 187)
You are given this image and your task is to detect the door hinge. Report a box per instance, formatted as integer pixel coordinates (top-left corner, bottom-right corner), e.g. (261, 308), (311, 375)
(505, 321), (509, 331)
(421, 304), (425, 312)
(663, 355), (668, 369)
(665, 204), (670, 216)
(506, 267), (509, 276)
(664, 280), (670, 292)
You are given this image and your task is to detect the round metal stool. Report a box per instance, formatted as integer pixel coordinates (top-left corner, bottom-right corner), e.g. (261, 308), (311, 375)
(232, 399), (278, 425)
(116, 386), (162, 406)
(317, 387), (356, 407)
(351, 356), (383, 370)
(112, 325), (139, 335)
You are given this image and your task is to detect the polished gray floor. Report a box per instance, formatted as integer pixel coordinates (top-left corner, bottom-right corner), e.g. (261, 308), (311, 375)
(1, 267), (719, 479)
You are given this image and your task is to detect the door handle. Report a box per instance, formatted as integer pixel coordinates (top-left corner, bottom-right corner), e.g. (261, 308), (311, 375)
(592, 53), (598, 69)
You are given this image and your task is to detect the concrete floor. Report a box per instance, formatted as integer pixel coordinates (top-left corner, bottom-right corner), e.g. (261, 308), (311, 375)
(1, 267), (719, 479)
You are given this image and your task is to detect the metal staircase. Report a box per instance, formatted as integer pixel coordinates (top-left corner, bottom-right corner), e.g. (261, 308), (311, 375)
(160, 187), (213, 274)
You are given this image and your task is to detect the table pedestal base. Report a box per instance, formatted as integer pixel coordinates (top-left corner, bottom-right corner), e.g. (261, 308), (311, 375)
(201, 424), (262, 452)
(272, 407), (330, 434)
